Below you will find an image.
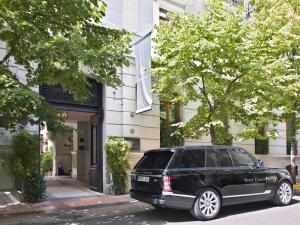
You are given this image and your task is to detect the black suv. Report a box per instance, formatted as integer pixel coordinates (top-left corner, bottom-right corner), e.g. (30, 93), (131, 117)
(130, 146), (293, 220)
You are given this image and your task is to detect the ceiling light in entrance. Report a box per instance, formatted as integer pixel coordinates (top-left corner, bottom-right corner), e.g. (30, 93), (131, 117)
(58, 111), (68, 121)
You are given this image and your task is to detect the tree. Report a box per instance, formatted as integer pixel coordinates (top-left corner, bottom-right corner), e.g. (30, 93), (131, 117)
(0, 0), (131, 131)
(151, 0), (278, 145)
(250, 0), (300, 183)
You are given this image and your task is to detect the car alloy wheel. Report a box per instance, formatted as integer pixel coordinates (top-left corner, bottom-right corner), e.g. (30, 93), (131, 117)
(191, 188), (221, 220)
(273, 181), (292, 206)
(278, 182), (292, 205)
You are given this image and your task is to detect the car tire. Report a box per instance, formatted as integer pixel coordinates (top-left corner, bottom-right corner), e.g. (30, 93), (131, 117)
(191, 188), (221, 221)
(272, 180), (293, 206)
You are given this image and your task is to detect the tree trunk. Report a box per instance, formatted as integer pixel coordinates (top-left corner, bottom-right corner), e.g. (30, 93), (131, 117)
(291, 140), (297, 184)
(290, 113), (297, 184)
(210, 126), (217, 145)
(222, 112), (232, 145)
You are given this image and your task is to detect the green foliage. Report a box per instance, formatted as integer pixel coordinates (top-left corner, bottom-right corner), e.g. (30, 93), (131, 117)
(105, 137), (131, 195)
(250, 0), (299, 181)
(0, 70), (72, 134)
(1, 130), (40, 180)
(0, 0), (131, 132)
(111, 171), (128, 196)
(41, 150), (53, 175)
(0, 130), (46, 202)
(151, 0), (299, 145)
(22, 170), (47, 203)
(151, 0), (257, 144)
(0, 130), (46, 203)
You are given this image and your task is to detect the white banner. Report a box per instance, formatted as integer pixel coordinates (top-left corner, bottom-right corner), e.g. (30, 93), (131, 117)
(135, 33), (152, 114)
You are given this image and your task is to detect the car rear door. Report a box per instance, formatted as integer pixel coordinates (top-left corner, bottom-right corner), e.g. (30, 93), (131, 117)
(131, 151), (174, 195)
(168, 149), (206, 196)
(229, 148), (266, 195)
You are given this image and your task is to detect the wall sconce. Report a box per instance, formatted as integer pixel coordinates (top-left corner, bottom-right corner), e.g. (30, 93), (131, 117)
(58, 111), (68, 121)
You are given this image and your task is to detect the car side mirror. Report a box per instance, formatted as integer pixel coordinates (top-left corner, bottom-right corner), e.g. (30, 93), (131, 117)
(257, 160), (264, 168)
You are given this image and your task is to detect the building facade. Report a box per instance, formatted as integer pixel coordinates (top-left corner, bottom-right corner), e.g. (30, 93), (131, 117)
(0, 0), (299, 193)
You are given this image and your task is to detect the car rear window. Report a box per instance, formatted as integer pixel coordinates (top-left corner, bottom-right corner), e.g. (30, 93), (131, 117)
(169, 150), (205, 168)
(134, 151), (174, 170)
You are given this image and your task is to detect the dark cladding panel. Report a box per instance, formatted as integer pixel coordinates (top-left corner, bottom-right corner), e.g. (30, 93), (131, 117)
(40, 78), (102, 108)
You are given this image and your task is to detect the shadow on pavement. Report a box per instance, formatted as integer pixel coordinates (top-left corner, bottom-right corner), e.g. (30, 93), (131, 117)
(216, 198), (300, 219)
(60, 197), (300, 225)
(117, 198), (300, 224)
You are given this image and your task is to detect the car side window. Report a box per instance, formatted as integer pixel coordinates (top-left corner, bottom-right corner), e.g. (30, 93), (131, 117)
(205, 149), (217, 167)
(229, 148), (257, 167)
(206, 149), (233, 167)
(171, 150), (205, 168)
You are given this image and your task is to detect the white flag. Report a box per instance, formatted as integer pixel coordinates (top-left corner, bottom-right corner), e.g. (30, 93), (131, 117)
(135, 33), (152, 114)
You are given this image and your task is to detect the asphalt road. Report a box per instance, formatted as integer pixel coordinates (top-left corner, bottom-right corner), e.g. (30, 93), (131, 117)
(60, 196), (300, 225)
(2, 196), (300, 225)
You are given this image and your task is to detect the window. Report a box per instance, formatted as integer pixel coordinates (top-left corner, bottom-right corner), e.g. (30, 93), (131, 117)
(134, 151), (173, 170)
(124, 138), (140, 151)
(160, 102), (183, 147)
(170, 150), (205, 168)
(229, 148), (257, 167)
(206, 149), (233, 167)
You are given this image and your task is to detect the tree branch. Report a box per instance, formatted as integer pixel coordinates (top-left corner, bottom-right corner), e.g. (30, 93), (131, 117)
(0, 34), (21, 64)
(225, 73), (244, 95)
(188, 61), (214, 112)
(199, 74), (214, 112)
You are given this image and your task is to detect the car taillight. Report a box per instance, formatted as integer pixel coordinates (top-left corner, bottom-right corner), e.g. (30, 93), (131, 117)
(162, 176), (172, 192)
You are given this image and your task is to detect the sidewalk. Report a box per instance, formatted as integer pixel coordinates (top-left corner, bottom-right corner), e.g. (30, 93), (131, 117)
(1, 176), (300, 217)
(0, 194), (134, 216)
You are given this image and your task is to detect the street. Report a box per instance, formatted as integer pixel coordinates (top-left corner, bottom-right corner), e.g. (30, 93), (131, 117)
(2, 195), (300, 225)
(62, 198), (300, 225)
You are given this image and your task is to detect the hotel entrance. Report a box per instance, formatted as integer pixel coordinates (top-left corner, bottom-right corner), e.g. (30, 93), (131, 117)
(39, 79), (103, 192)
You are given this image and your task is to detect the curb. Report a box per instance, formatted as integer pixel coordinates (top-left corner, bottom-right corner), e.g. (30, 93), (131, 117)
(293, 184), (300, 189)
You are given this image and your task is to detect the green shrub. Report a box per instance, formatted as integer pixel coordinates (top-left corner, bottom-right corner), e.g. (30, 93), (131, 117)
(22, 170), (47, 203)
(105, 137), (131, 195)
(0, 130), (47, 202)
(7, 130), (40, 180)
(41, 150), (53, 175)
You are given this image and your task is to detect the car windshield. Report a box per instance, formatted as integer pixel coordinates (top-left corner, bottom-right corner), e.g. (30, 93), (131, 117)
(134, 151), (174, 170)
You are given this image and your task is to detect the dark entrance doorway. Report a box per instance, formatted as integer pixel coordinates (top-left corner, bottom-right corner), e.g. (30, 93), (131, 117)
(40, 80), (103, 192)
